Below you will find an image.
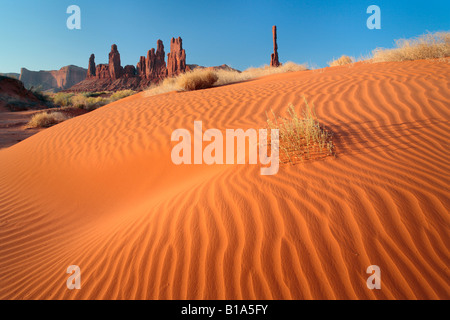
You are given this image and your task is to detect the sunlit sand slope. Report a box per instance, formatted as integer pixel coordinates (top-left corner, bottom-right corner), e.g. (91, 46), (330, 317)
(0, 60), (449, 299)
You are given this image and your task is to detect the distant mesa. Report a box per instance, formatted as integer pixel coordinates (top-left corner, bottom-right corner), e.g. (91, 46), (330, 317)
(270, 25), (281, 67)
(72, 37), (188, 92)
(19, 65), (87, 92)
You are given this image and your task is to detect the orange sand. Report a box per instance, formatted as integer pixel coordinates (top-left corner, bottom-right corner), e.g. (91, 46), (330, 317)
(0, 60), (449, 299)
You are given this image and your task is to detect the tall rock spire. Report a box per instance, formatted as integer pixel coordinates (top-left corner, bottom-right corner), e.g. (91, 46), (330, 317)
(270, 26), (281, 67)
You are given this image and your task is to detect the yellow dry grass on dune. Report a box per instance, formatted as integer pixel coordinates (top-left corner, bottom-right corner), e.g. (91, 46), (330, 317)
(266, 96), (335, 163)
(370, 31), (450, 62)
(177, 69), (219, 91)
(328, 55), (355, 67)
(145, 61), (308, 96)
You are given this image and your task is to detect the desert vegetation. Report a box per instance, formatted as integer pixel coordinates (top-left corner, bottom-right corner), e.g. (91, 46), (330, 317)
(26, 111), (71, 128)
(369, 31), (450, 62)
(49, 90), (136, 110)
(328, 55), (354, 67)
(146, 62), (308, 96)
(265, 97), (334, 163)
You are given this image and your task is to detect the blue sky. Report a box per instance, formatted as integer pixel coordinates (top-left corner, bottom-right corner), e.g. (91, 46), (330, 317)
(0, 0), (448, 73)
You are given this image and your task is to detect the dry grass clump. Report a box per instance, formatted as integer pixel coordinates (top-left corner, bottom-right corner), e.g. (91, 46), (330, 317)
(266, 97), (334, 163)
(328, 55), (355, 67)
(370, 31), (450, 62)
(26, 112), (70, 128)
(145, 62), (307, 96)
(177, 69), (219, 91)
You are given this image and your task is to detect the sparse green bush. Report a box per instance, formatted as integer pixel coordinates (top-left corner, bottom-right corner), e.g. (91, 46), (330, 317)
(109, 90), (136, 102)
(48, 90), (135, 111)
(53, 92), (74, 107)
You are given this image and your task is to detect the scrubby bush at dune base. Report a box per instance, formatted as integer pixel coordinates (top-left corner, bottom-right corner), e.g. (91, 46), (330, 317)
(26, 112), (70, 128)
(145, 62), (308, 96)
(370, 31), (450, 62)
(328, 55), (354, 67)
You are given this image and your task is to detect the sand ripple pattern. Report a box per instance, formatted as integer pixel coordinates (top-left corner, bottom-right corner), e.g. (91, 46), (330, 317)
(0, 60), (449, 299)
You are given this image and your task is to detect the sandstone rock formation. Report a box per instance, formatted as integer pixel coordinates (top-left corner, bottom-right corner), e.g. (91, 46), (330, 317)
(70, 37), (187, 92)
(145, 40), (167, 81)
(108, 44), (123, 80)
(87, 54), (96, 79)
(270, 25), (281, 67)
(0, 76), (49, 111)
(137, 56), (146, 77)
(19, 65), (87, 91)
(167, 37), (186, 77)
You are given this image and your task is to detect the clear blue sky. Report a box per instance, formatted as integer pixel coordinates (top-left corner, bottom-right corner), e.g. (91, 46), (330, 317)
(0, 0), (448, 73)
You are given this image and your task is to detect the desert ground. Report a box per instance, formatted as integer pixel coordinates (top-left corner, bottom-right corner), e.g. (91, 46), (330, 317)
(0, 59), (449, 299)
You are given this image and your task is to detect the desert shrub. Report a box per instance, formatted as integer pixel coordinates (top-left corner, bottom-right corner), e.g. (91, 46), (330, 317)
(370, 31), (450, 62)
(266, 97), (335, 163)
(177, 69), (219, 91)
(71, 95), (107, 111)
(328, 55), (354, 67)
(81, 91), (107, 98)
(26, 112), (70, 128)
(53, 92), (74, 107)
(109, 89), (136, 102)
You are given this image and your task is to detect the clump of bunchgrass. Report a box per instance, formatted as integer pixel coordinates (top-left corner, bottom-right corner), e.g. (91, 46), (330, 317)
(328, 55), (355, 67)
(26, 111), (70, 128)
(177, 69), (219, 91)
(370, 31), (450, 62)
(266, 97), (335, 163)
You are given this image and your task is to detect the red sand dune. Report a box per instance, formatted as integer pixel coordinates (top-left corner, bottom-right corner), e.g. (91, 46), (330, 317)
(0, 60), (449, 299)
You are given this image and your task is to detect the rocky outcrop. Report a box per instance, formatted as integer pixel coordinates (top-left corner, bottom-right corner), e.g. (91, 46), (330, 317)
(123, 65), (136, 78)
(145, 40), (167, 81)
(108, 44), (123, 80)
(19, 65), (87, 91)
(137, 56), (146, 77)
(270, 26), (281, 67)
(87, 54), (96, 79)
(70, 37), (187, 92)
(95, 64), (110, 79)
(0, 76), (49, 111)
(167, 37), (186, 77)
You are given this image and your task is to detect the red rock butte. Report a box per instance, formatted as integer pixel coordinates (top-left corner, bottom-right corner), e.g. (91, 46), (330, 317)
(71, 37), (188, 92)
